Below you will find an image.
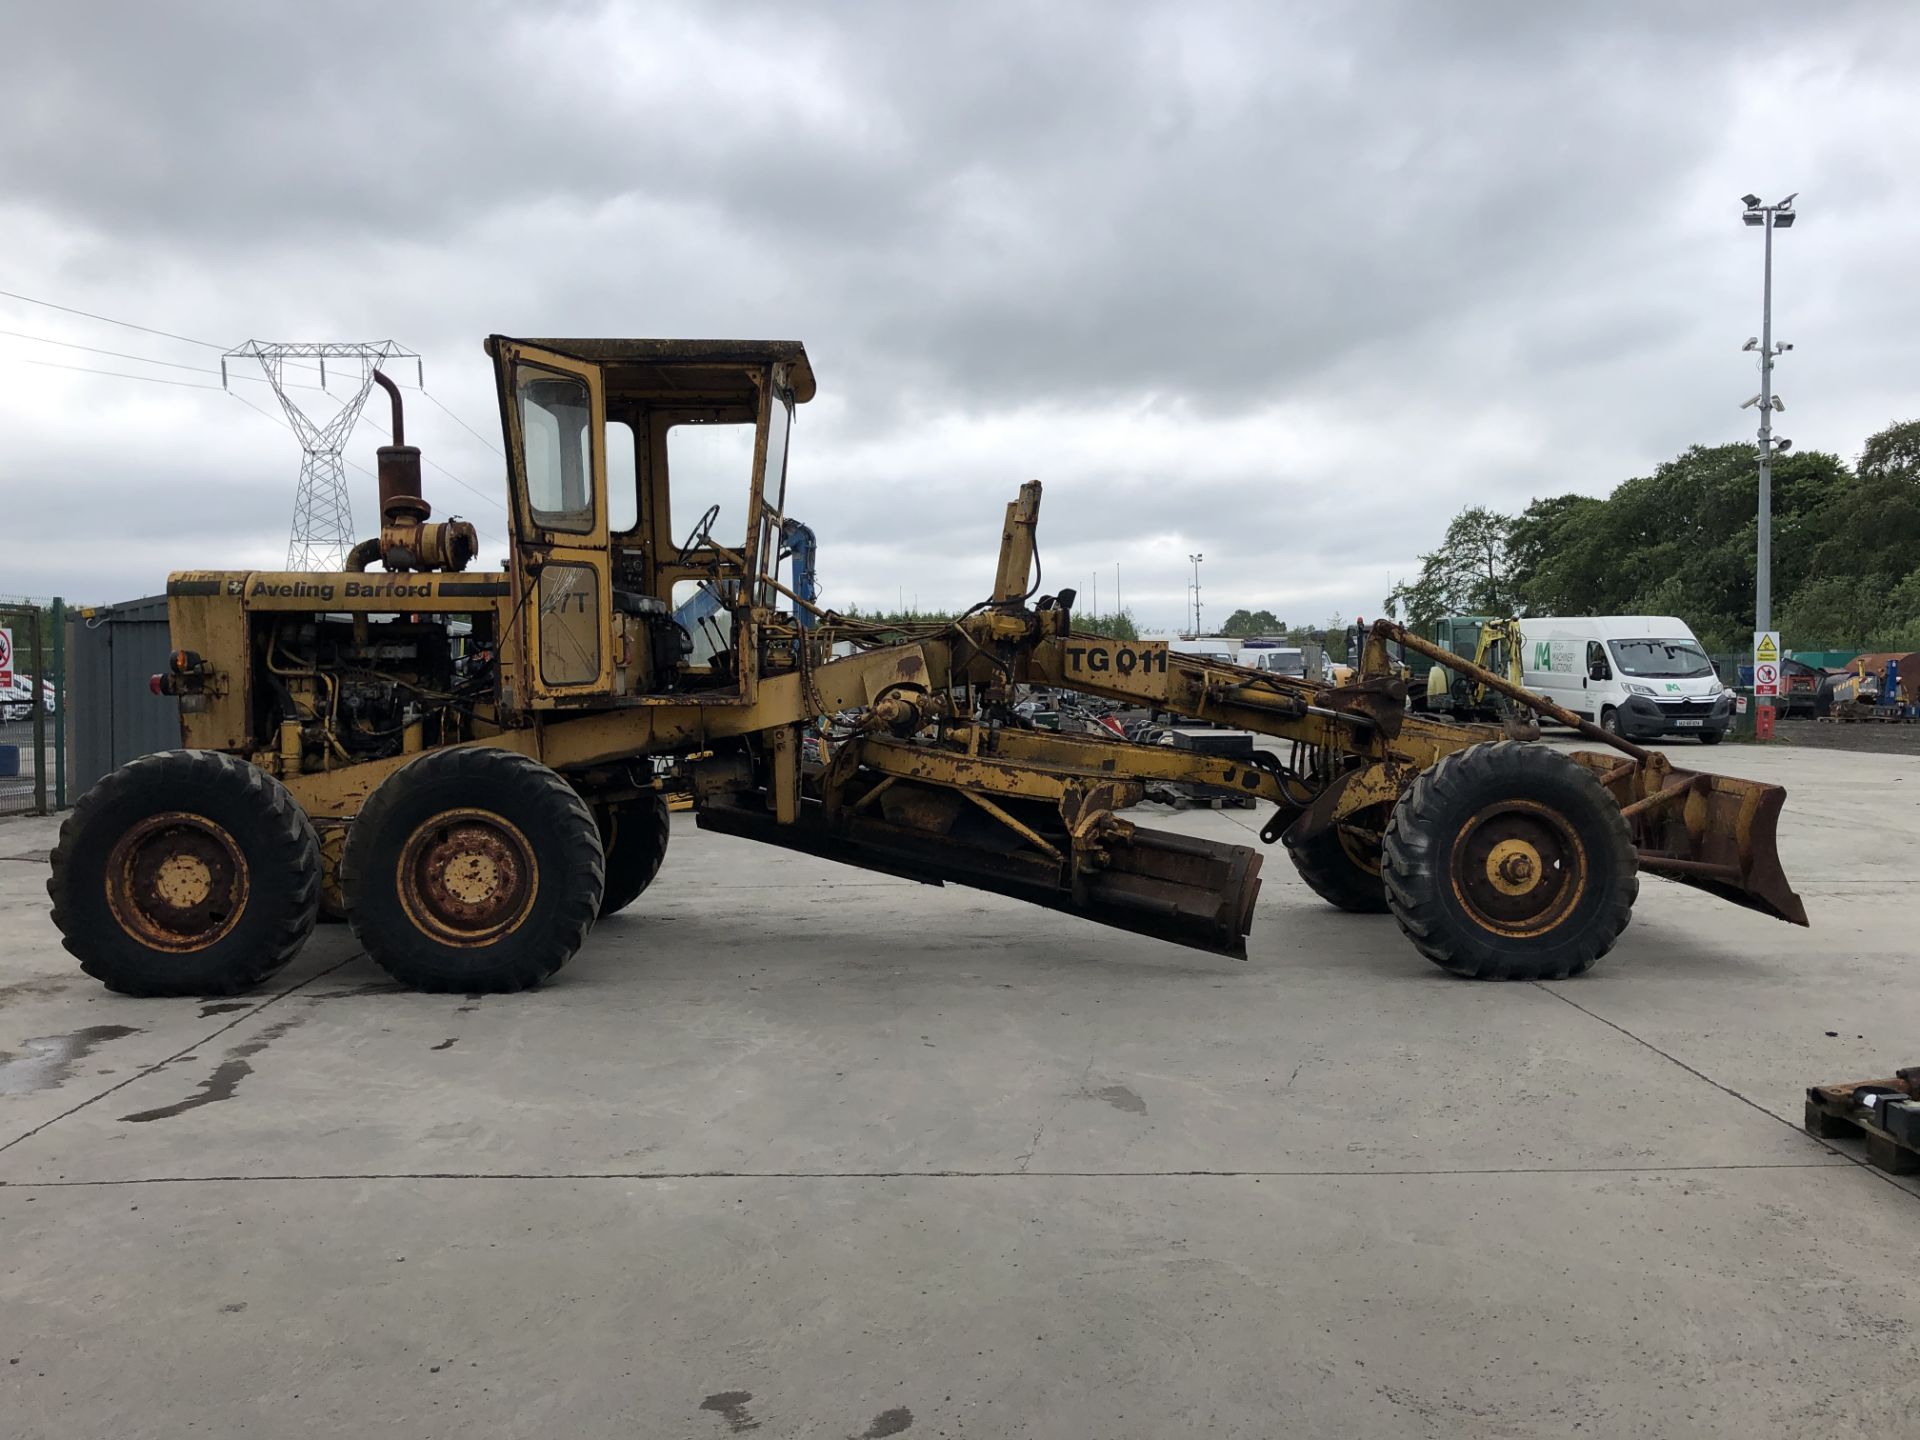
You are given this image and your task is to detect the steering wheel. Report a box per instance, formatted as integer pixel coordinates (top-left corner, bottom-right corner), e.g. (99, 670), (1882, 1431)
(677, 504), (722, 564)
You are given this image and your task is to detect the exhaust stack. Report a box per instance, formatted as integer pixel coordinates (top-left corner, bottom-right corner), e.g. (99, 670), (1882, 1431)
(353, 370), (478, 573)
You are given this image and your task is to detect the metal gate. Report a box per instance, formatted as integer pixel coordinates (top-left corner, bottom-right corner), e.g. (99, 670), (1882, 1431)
(0, 600), (65, 816)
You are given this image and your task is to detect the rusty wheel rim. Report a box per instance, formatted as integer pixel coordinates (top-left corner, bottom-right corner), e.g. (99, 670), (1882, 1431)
(396, 809), (539, 947)
(1447, 800), (1587, 938)
(105, 812), (250, 953)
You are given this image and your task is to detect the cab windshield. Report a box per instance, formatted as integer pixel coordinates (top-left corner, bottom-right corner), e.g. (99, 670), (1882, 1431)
(1610, 638), (1713, 679)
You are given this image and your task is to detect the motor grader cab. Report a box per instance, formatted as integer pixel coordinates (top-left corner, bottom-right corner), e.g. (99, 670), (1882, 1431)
(49, 336), (1808, 1002)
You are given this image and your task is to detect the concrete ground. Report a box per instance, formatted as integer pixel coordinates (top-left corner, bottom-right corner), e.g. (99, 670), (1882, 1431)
(1, 740), (1916, 1438)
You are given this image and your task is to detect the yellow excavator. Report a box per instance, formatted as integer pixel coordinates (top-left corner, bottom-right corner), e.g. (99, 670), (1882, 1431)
(48, 337), (1807, 1000)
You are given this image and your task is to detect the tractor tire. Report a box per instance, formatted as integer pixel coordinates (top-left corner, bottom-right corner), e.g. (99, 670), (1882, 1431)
(48, 750), (321, 996)
(597, 795), (671, 917)
(1287, 810), (1390, 914)
(1381, 741), (1637, 981)
(343, 748), (604, 993)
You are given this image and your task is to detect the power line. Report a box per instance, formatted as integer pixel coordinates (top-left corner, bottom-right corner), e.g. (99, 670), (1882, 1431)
(0, 286), (224, 349)
(2, 286), (503, 452)
(22, 358), (223, 390)
(3, 284), (509, 526)
(1, 329), (336, 393)
(0, 327), (221, 374)
(421, 386), (504, 456)
(6, 342), (508, 519)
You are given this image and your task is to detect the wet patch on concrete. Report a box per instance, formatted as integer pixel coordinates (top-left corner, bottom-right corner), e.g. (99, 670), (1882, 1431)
(430, 1038), (458, 1051)
(119, 1016), (304, 1123)
(0, 1025), (140, 1095)
(1093, 1083), (1147, 1114)
(0, 977), (74, 1007)
(198, 1002), (252, 1018)
(856, 1408), (913, 1437)
(307, 981), (407, 1001)
(700, 1390), (760, 1432)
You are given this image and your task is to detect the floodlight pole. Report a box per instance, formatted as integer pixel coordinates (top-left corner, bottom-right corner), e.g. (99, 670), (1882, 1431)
(1189, 553), (1204, 637)
(1755, 212), (1777, 634)
(1741, 192), (1795, 728)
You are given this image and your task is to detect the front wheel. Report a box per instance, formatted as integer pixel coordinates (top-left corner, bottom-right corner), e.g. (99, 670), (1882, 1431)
(1287, 807), (1389, 914)
(1599, 706), (1621, 736)
(1698, 730), (1723, 745)
(48, 751), (321, 995)
(1381, 742), (1637, 980)
(343, 748), (604, 992)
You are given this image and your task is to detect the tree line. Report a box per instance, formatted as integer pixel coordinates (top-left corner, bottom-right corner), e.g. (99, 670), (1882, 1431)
(1383, 419), (1920, 653)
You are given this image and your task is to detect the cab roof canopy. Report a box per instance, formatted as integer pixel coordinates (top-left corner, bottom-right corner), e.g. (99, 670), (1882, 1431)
(486, 336), (815, 405)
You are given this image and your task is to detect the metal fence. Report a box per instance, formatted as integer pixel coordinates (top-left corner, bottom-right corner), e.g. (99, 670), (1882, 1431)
(0, 601), (64, 816)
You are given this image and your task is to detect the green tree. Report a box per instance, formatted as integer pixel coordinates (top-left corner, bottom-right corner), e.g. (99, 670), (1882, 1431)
(1385, 506), (1518, 628)
(1078, 609), (1141, 640)
(1220, 608), (1284, 637)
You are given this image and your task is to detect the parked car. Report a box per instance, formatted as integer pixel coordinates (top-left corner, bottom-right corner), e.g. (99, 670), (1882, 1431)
(0, 676), (47, 722)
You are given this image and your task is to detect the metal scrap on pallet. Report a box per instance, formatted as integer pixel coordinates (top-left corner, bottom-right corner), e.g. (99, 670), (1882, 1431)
(1805, 1067), (1920, 1175)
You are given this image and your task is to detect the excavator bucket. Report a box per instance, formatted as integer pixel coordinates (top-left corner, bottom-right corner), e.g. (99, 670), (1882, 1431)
(1570, 752), (1809, 926)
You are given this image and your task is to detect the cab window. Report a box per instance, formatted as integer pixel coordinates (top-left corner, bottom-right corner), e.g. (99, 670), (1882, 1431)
(1586, 640), (1611, 681)
(517, 367), (595, 534)
(668, 421), (755, 549)
(607, 418), (637, 533)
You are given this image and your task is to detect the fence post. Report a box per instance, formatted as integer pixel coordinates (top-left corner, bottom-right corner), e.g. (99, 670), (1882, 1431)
(50, 597), (66, 809)
(28, 608), (46, 815)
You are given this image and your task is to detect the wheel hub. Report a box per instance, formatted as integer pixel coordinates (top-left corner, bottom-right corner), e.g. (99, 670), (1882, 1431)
(105, 812), (249, 953)
(1449, 801), (1587, 937)
(397, 809), (538, 946)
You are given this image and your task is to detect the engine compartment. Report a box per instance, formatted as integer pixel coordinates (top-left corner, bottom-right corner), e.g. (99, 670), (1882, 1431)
(260, 613), (494, 768)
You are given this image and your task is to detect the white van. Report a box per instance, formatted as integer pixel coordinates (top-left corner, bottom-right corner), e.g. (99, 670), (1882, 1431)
(1241, 645), (1307, 678)
(1519, 616), (1732, 743)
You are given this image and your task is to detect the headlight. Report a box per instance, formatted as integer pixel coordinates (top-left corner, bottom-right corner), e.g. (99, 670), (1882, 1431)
(1623, 683), (1656, 697)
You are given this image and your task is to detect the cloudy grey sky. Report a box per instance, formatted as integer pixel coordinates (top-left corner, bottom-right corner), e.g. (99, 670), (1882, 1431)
(2, 1), (1915, 631)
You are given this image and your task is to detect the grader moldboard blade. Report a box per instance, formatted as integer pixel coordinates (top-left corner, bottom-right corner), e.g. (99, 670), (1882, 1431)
(696, 794), (1264, 958)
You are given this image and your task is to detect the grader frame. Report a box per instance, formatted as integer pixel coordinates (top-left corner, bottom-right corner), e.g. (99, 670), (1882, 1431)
(49, 337), (1805, 997)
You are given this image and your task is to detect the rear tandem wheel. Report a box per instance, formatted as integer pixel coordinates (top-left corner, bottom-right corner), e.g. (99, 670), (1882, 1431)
(47, 750), (322, 996)
(596, 794), (672, 917)
(343, 748), (605, 992)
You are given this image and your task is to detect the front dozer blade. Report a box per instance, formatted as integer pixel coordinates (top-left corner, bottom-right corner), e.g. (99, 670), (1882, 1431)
(1572, 752), (1809, 926)
(697, 797), (1263, 957)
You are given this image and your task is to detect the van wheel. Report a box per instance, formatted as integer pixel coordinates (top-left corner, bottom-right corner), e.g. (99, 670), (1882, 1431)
(1599, 706), (1620, 735)
(1698, 730), (1722, 745)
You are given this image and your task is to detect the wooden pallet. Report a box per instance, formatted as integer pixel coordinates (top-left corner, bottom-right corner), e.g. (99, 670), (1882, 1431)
(1805, 1072), (1920, 1175)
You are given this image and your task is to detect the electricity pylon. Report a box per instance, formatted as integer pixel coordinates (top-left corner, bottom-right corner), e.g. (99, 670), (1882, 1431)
(223, 341), (421, 571)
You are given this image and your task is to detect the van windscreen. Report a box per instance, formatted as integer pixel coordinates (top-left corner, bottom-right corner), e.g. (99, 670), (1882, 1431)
(1610, 639), (1713, 679)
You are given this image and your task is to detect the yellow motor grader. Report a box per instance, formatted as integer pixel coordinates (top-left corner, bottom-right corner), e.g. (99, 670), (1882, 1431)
(49, 338), (1807, 996)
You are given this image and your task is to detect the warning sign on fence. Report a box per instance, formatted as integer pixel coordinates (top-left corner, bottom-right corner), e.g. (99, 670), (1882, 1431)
(0, 627), (12, 689)
(1754, 630), (1781, 697)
